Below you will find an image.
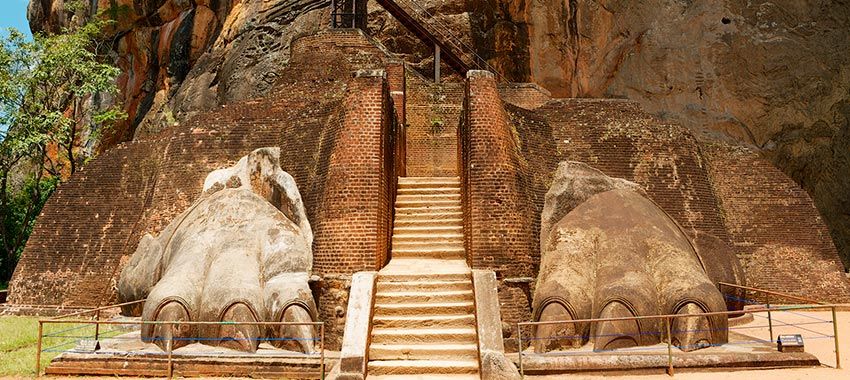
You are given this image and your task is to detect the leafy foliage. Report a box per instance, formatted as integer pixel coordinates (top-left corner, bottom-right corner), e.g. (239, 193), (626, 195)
(0, 15), (126, 282)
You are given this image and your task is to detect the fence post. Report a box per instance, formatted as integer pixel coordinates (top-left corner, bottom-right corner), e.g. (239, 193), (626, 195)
(665, 317), (674, 376)
(94, 309), (101, 341)
(766, 294), (774, 343)
(35, 321), (43, 377)
(833, 306), (841, 369)
(517, 323), (524, 378)
(320, 323), (326, 379)
(167, 323), (174, 378)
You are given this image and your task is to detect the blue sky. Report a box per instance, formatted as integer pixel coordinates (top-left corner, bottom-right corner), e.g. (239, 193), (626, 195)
(0, 0), (32, 39)
(0, 0), (30, 135)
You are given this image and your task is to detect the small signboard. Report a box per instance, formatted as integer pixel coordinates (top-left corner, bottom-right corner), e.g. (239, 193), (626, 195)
(75, 339), (101, 353)
(777, 334), (804, 353)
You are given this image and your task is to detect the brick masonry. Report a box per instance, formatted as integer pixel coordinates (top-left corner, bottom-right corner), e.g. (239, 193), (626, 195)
(404, 69), (463, 177)
(8, 30), (403, 348)
(703, 143), (850, 303)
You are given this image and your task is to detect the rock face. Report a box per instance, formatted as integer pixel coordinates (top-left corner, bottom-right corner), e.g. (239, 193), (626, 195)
(28, 1), (850, 269)
(29, 0), (331, 142)
(476, 0), (850, 269)
(117, 147), (317, 353)
(533, 162), (731, 353)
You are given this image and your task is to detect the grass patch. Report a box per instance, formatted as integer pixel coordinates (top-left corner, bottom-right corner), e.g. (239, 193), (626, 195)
(0, 316), (97, 376)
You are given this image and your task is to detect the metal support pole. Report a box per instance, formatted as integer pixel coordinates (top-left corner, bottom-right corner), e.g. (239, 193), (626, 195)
(320, 323), (326, 379)
(167, 323), (174, 378)
(94, 309), (100, 341)
(434, 44), (441, 84)
(666, 317), (674, 376)
(767, 294), (774, 343)
(833, 306), (841, 369)
(35, 321), (43, 377)
(517, 324), (524, 378)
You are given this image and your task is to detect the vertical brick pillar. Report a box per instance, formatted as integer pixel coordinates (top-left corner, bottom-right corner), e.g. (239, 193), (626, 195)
(463, 70), (536, 278)
(313, 70), (396, 348)
(386, 60), (406, 126)
(314, 69), (392, 274)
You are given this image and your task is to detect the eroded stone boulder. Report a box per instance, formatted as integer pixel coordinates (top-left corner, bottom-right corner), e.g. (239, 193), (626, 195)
(533, 162), (729, 353)
(118, 147), (317, 353)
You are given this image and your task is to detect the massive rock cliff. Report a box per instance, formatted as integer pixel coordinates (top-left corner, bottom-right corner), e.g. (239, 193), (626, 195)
(27, 0), (850, 269)
(470, 0), (850, 270)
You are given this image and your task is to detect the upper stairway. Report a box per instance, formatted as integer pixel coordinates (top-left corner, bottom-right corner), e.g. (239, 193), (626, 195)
(367, 177), (480, 379)
(374, 0), (493, 77)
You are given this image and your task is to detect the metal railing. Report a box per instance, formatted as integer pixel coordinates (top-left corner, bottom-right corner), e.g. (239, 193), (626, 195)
(388, 0), (504, 79)
(515, 285), (842, 377)
(35, 301), (326, 378)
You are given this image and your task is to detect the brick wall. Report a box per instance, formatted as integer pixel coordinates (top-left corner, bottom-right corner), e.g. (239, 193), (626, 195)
(462, 71), (544, 325)
(9, 30), (402, 347)
(405, 69), (463, 177)
(8, 142), (161, 307)
(703, 143), (850, 302)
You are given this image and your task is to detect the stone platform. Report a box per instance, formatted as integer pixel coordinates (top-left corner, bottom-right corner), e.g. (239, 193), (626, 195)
(45, 331), (332, 378)
(511, 331), (820, 375)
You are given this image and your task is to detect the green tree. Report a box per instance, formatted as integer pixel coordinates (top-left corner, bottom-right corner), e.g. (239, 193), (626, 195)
(0, 19), (125, 282)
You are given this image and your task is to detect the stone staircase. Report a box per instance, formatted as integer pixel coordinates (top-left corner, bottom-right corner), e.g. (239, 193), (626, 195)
(367, 177), (480, 379)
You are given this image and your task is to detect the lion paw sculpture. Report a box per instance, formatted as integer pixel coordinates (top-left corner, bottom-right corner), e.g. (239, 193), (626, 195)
(118, 148), (317, 353)
(533, 162), (735, 353)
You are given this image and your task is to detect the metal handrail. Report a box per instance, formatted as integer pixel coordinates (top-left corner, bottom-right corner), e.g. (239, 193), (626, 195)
(719, 282), (827, 305)
(36, 312), (326, 378)
(47, 299), (146, 320)
(391, 0), (503, 77)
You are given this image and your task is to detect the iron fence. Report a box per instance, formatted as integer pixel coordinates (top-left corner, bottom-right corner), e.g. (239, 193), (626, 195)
(515, 284), (842, 377)
(35, 300), (325, 378)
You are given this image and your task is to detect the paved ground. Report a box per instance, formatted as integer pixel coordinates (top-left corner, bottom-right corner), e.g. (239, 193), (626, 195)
(1, 310), (845, 379)
(530, 309), (849, 380)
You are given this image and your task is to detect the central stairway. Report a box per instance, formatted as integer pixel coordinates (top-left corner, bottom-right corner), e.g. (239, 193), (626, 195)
(367, 176), (480, 379)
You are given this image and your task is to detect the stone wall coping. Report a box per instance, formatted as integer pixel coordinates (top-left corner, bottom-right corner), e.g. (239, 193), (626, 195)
(337, 271), (377, 379)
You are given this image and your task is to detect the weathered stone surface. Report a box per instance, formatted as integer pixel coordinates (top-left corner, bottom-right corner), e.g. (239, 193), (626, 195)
(337, 271), (376, 379)
(534, 162), (729, 352)
(117, 147), (318, 353)
(471, 0), (850, 269)
(473, 270), (521, 380)
(29, 1), (850, 268)
(30, 1), (331, 143)
(480, 349), (521, 380)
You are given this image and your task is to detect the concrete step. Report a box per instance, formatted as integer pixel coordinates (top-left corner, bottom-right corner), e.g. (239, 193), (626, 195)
(391, 247), (465, 259)
(376, 290), (473, 304)
(392, 237), (463, 251)
(392, 243), (464, 253)
(397, 187), (461, 195)
(368, 375), (479, 380)
(392, 233), (464, 241)
(377, 280), (472, 293)
(393, 225), (463, 234)
(373, 314), (476, 329)
(395, 200), (461, 209)
(378, 272), (472, 282)
(396, 194), (460, 202)
(398, 177), (460, 187)
(368, 359), (478, 375)
(369, 343), (478, 361)
(395, 206), (462, 215)
(373, 302), (475, 317)
(370, 327), (477, 345)
(394, 214), (463, 225)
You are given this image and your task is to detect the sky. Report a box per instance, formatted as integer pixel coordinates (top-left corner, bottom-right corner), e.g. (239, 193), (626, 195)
(0, 0), (30, 135)
(0, 0), (32, 39)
